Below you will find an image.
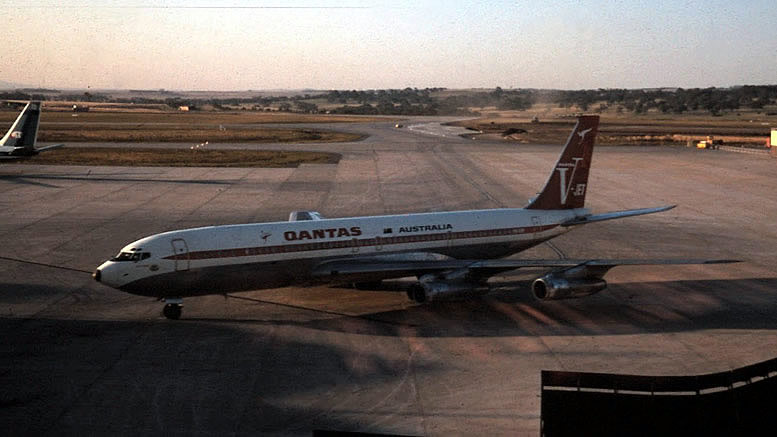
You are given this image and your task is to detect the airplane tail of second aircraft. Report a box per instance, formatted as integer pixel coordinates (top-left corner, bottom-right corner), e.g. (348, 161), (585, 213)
(527, 115), (599, 210)
(0, 101), (42, 151)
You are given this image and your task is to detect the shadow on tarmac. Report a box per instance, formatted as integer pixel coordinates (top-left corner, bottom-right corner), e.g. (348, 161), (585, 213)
(222, 277), (777, 338)
(2, 277), (776, 434)
(2, 277), (776, 340)
(0, 316), (437, 435)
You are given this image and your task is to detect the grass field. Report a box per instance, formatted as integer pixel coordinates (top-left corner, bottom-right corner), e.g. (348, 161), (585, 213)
(36, 126), (363, 143)
(449, 104), (776, 146)
(0, 108), (393, 143)
(0, 110), (375, 143)
(2, 100), (773, 147)
(11, 147), (341, 167)
(0, 107), (394, 124)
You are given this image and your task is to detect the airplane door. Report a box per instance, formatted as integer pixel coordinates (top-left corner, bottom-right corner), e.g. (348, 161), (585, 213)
(171, 238), (190, 271)
(531, 216), (541, 238)
(351, 238), (359, 254)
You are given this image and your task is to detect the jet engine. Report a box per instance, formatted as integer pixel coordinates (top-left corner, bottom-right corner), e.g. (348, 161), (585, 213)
(408, 270), (487, 303)
(414, 281), (488, 303)
(532, 274), (607, 300)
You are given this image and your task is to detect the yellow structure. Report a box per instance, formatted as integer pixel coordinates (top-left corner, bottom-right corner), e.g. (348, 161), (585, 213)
(697, 136), (721, 149)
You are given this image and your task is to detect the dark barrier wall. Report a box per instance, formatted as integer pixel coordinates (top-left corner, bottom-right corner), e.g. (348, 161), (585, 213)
(541, 357), (777, 436)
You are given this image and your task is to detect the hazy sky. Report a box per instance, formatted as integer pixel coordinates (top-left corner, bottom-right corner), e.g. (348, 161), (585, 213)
(2, 0), (776, 90)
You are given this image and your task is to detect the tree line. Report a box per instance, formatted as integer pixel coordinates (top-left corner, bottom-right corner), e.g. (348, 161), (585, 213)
(554, 86), (777, 115)
(2, 85), (775, 116)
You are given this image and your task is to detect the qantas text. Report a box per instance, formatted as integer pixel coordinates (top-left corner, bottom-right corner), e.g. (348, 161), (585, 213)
(284, 227), (362, 241)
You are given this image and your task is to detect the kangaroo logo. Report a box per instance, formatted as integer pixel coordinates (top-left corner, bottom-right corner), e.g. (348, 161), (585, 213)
(555, 157), (585, 204)
(577, 128), (592, 141)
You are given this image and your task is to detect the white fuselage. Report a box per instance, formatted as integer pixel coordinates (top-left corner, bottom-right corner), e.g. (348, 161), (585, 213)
(96, 207), (586, 298)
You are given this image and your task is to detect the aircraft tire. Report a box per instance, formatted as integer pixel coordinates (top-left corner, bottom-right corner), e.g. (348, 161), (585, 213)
(163, 303), (182, 320)
(408, 284), (426, 303)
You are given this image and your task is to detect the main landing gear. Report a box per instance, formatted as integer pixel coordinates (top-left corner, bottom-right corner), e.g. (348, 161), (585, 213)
(162, 297), (183, 320)
(406, 284), (426, 303)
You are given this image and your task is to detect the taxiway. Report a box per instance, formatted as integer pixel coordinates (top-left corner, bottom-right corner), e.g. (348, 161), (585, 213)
(1, 118), (775, 435)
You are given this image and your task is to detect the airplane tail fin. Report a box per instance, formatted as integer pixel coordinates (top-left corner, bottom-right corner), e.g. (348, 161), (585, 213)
(526, 115), (599, 210)
(0, 101), (41, 151)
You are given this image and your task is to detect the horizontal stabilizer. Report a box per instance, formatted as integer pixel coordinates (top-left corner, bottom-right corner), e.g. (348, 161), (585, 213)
(34, 143), (65, 152)
(562, 205), (676, 227)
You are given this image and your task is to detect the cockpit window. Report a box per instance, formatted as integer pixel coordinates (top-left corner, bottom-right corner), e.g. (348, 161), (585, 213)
(112, 251), (151, 262)
(112, 252), (134, 261)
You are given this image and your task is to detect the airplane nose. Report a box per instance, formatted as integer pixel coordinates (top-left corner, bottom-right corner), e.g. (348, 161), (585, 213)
(93, 261), (128, 290)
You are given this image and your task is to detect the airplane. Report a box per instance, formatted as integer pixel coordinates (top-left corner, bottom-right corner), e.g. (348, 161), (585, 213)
(93, 115), (735, 320)
(0, 101), (64, 159)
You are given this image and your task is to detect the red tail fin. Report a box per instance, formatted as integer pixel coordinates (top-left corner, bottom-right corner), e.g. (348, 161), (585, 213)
(526, 115), (599, 210)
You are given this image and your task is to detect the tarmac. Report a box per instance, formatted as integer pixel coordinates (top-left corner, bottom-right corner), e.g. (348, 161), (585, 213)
(1, 118), (775, 435)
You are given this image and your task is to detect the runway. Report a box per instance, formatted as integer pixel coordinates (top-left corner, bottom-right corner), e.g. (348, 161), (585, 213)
(1, 118), (775, 435)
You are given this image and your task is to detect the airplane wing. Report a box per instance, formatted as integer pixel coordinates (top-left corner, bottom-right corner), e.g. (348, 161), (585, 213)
(312, 256), (738, 280)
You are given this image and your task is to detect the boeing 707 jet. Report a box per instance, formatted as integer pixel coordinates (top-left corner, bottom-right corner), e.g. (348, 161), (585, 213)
(94, 115), (734, 319)
(0, 101), (63, 159)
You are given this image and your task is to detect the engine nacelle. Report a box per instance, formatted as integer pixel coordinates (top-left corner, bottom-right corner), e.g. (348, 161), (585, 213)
(426, 281), (488, 302)
(532, 274), (607, 300)
(408, 280), (487, 303)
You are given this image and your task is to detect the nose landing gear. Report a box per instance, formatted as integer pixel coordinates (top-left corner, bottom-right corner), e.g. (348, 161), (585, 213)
(162, 297), (183, 320)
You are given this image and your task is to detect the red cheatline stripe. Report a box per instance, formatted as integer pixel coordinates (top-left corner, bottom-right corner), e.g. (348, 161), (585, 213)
(162, 224), (559, 261)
